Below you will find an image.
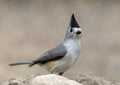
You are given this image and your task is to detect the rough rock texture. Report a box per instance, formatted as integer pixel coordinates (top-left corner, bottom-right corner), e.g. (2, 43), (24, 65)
(76, 74), (114, 85)
(0, 74), (81, 85)
(0, 75), (33, 85)
(1, 74), (120, 85)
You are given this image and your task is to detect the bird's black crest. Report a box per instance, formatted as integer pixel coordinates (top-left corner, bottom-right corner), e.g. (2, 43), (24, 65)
(70, 14), (80, 28)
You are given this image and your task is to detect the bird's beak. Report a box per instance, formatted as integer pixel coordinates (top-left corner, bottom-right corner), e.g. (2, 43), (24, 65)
(74, 28), (82, 34)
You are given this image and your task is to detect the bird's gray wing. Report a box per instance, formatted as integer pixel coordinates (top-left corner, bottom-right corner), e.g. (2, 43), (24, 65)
(29, 44), (67, 67)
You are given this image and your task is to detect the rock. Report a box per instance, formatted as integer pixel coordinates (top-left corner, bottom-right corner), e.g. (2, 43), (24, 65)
(0, 75), (33, 85)
(1, 74), (120, 85)
(0, 74), (82, 85)
(30, 74), (82, 85)
(76, 74), (114, 85)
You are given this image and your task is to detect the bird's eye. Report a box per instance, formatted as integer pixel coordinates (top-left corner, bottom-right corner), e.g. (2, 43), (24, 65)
(70, 28), (73, 32)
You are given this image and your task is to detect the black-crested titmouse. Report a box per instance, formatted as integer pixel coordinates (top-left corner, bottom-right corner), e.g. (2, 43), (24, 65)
(9, 14), (82, 75)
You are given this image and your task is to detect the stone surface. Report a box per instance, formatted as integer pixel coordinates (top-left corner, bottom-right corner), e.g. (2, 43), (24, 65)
(1, 74), (120, 85)
(31, 74), (82, 85)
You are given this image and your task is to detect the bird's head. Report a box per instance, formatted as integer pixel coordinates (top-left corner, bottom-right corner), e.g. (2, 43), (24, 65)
(65, 14), (82, 39)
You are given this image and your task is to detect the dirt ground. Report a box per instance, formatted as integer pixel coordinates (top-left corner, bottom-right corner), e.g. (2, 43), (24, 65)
(0, 0), (120, 82)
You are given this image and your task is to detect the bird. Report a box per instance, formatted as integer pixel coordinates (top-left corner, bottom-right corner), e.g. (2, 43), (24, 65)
(9, 14), (82, 76)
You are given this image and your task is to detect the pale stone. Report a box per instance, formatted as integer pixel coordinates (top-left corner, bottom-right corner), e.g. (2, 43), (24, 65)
(30, 74), (82, 85)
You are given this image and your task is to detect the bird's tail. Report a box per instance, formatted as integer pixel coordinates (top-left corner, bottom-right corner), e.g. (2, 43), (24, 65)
(9, 60), (32, 66)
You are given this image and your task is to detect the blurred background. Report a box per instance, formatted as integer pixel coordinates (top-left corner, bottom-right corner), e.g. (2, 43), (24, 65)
(0, 0), (120, 82)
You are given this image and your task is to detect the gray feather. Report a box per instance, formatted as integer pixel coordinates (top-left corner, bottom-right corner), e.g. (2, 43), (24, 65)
(9, 61), (32, 66)
(29, 43), (67, 67)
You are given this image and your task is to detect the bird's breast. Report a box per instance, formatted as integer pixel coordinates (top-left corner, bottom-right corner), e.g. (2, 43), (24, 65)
(64, 39), (81, 61)
(42, 39), (81, 73)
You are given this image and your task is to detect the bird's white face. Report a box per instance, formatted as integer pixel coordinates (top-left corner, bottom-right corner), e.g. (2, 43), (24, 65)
(69, 27), (82, 39)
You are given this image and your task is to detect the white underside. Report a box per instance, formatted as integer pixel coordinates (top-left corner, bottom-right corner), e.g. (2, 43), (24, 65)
(50, 39), (81, 73)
